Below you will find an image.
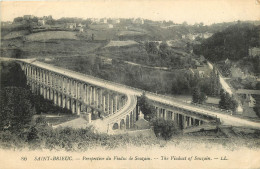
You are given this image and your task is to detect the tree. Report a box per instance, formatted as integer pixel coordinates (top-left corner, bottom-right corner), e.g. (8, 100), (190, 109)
(138, 93), (156, 121)
(152, 118), (179, 140)
(0, 87), (35, 132)
(182, 21), (188, 26)
(13, 17), (23, 23)
(219, 89), (238, 112)
(192, 87), (207, 104)
(145, 42), (159, 54)
(0, 61), (27, 88)
(91, 34), (95, 41)
(209, 66), (220, 96)
(93, 57), (102, 73)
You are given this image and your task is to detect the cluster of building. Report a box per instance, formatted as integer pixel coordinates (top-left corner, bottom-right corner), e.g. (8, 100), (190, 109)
(182, 32), (213, 41)
(88, 18), (145, 30)
(37, 15), (53, 26)
(90, 18), (144, 25)
(65, 23), (86, 32)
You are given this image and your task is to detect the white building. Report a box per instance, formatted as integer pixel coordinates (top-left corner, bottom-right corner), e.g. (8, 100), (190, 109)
(79, 27), (84, 32)
(67, 23), (76, 29)
(38, 19), (45, 26)
(101, 18), (107, 24)
(112, 18), (120, 24)
(134, 18), (144, 24)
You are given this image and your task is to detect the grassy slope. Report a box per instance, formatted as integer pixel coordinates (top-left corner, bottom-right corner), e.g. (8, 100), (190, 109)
(22, 39), (105, 58)
(25, 31), (78, 41)
(105, 40), (139, 47)
(2, 30), (30, 40)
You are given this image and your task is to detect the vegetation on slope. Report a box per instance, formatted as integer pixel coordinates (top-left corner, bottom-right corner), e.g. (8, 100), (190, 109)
(193, 22), (259, 62)
(47, 56), (219, 96)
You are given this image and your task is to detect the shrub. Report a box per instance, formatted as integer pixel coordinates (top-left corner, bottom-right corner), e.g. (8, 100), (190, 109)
(151, 118), (180, 140)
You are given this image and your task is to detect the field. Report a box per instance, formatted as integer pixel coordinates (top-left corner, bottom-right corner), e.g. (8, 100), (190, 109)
(2, 30), (30, 40)
(97, 44), (149, 62)
(21, 40), (105, 58)
(117, 30), (146, 36)
(105, 40), (139, 47)
(25, 31), (78, 41)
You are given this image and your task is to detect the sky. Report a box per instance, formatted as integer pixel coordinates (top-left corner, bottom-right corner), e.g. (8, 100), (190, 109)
(1, 0), (260, 25)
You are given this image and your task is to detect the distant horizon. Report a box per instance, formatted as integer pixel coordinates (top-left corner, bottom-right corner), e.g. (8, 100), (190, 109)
(2, 15), (260, 26)
(1, 0), (260, 25)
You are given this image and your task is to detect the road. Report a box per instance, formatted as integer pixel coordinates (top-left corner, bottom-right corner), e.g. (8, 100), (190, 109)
(207, 61), (243, 112)
(14, 58), (260, 129)
(124, 61), (169, 71)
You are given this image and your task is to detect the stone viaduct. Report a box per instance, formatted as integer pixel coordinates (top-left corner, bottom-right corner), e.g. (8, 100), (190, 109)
(16, 59), (260, 133)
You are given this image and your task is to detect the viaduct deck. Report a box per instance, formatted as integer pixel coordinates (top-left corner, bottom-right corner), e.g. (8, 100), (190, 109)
(13, 58), (260, 130)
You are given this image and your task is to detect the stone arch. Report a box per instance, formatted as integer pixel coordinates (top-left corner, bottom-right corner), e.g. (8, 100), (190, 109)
(72, 100), (76, 114)
(120, 119), (125, 130)
(130, 112), (133, 128)
(40, 85), (43, 95)
(43, 87), (47, 99)
(112, 123), (119, 130)
(126, 115), (130, 129)
(54, 91), (57, 104)
(67, 98), (71, 110)
(62, 96), (66, 108)
(178, 114), (184, 129)
(77, 102), (81, 115)
(58, 93), (62, 106)
(46, 88), (50, 99)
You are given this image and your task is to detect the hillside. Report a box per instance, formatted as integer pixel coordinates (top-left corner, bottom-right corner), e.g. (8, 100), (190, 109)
(193, 23), (260, 62)
(25, 31), (78, 41)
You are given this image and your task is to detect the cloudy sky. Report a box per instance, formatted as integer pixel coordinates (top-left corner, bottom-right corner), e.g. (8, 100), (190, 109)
(1, 0), (260, 25)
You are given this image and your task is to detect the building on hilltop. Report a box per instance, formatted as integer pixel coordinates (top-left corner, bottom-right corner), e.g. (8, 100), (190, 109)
(134, 18), (144, 24)
(112, 18), (120, 24)
(100, 18), (107, 24)
(38, 19), (45, 26)
(66, 23), (76, 29)
(90, 18), (100, 23)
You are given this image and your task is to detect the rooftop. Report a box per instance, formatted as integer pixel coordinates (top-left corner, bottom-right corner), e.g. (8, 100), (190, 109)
(236, 89), (260, 95)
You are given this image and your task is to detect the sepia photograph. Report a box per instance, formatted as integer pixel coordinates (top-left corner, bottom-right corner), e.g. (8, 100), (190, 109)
(0, 0), (260, 168)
